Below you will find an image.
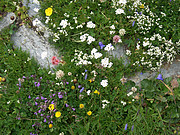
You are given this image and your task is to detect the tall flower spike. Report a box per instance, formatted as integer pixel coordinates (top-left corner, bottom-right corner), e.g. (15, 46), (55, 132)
(156, 74), (163, 81)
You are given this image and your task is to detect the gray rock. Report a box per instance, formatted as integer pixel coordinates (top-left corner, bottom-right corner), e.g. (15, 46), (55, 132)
(11, 25), (61, 71)
(0, 12), (16, 32)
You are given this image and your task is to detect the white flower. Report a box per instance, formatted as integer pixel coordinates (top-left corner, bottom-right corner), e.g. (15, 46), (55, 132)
(27, 57), (31, 61)
(91, 48), (98, 55)
(108, 62), (113, 68)
(45, 16), (50, 24)
(94, 52), (102, 59)
(68, 72), (72, 76)
(102, 104), (107, 109)
(48, 71), (51, 74)
(87, 36), (95, 44)
(127, 91), (133, 96)
(118, 0), (127, 5)
(59, 19), (69, 29)
(119, 29), (126, 36)
(115, 8), (125, 15)
(110, 25), (115, 29)
(109, 31), (116, 35)
(126, 50), (131, 56)
(33, 8), (39, 12)
(87, 90), (91, 95)
(56, 83), (60, 86)
(121, 101), (126, 106)
(32, 18), (41, 26)
(17, 100), (20, 104)
(7, 101), (11, 104)
(59, 132), (64, 135)
(101, 57), (109, 67)
(131, 87), (137, 92)
(33, 0), (40, 5)
(64, 13), (69, 18)
(41, 52), (47, 59)
(104, 43), (114, 51)
(100, 80), (108, 87)
(55, 70), (65, 80)
(102, 100), (110, 104)
(87, 21), (96, 28)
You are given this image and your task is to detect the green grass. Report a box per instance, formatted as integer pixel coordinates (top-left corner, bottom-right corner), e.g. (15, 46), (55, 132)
(0, 0), (180, 135)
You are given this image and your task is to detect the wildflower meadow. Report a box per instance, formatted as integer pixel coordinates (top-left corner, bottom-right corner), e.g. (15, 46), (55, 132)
(0, 0), (179, 134)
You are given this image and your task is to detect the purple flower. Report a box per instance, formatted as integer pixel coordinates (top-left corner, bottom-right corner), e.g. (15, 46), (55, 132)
(140, 72), (143, 75)
(51, 121), (53, 123)
(58, 95), (63, 98)
(40, 114), (44, 116)
(38, 109), (41, 113)
(99, 42), (105, 49)
(65, 104), (69, 107)
(40, 77), (42, 79)
(138, 38), (140, 40)
(66, 82), (69, 84)
(28, 95), (31, 99)
(52, 94), (56, 96)
(32, 124), (35, 127)
(31, 75), (34, 77)
(35, 102), (38, 106)
(36, 97), (39, 100)
(53, 109), (57, 112)
(18, 81), (21, 87)
(72, 108), (75, 111)
(85, 69), (87, 72)
(78, 85), (81, 88)
(131, 125), (134, 131)
(45, 100), (48, 103)
(80, 87), (84, 93)
(34, 112), (37, 115)
(132, 21), (135, 26)
(85, 74), (87, 80)
(157, 74), (163, 81)
(51, 101), (54, 104)
(22, 76), (26, 78)
(37, 82), (40, 87)
(41, 96), (45, 100)
(47, 115), (50, 118)
(44, 118), (46, 122)
(125, 124), (128, 130)
(139, 12), (141, 15)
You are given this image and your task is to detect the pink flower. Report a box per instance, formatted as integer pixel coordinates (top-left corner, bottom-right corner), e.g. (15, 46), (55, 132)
(51, 56), (60, 65)
(113, 35), (120, 43)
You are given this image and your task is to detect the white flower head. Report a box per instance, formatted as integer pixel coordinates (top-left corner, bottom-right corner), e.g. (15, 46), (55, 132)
(87, 21), (96, 28)
(100, 80), (108, 87)
(131, 87), (137, 92)
(119, 29), (126, 36)
(115, 8), (125, 15)
(55, 70), (65, 80)
(127, 91), (133, 96)
(87, 90), (91, 95)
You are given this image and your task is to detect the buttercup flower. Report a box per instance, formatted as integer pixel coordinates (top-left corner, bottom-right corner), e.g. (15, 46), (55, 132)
(45, 7), (53, 16)
(140, 4), (144, 8)
(55, 111), (61, 117)
(49, 124), (53, 128)
(71, 86), (75, 90)
(87, 111), (92, 116)
(79, 104), (84, 109)
(48, 104), (54, 111)
(94, 90), (100, 95)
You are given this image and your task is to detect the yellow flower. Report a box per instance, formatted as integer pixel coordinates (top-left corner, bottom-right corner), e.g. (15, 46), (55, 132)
(87, 111), (92, 116)
(79, 104), (84, 109)
(48, 104), (54, 111)
(94, 90), (100, 95)
(140, 4), (144, 8)
(0, 77), (2, 82)
(71, 86), (75, 90)
(55, 111), (61, 118)
(1, 78), (5, 82)
(49, 124), (53, 128)
(45, 7), (53, 16)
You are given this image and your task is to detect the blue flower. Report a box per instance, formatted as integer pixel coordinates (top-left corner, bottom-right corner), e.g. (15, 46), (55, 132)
(132, 21), (135, 26)
(131, 125), (134, 131)
(85, 74), (87, 80)
(80, 87), (84, 93)
(99, 42), (105, 49)
(85, 69), (87, 72)
(125, 124), (128, 130)
(156, 74), (163, 81)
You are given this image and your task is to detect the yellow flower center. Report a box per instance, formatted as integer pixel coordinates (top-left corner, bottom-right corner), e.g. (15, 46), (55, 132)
(140, 4), (144, 8)
(55, 111), (61, 118)
(45, 7), (53, 16)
